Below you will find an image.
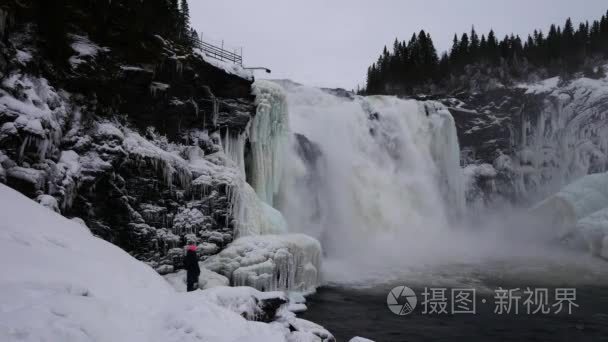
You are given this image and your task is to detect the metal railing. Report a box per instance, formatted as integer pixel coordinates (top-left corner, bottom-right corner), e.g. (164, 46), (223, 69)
(200, 39), (242, 65)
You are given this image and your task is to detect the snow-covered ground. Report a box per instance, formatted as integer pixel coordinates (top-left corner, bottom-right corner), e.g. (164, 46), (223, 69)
(0, 184), (333, 342)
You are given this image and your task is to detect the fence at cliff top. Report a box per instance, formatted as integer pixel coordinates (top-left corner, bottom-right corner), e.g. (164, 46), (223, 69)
(200, 33), (243, 65)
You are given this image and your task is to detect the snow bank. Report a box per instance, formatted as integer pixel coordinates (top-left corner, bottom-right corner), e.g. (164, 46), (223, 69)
(0, 184), (331, 342)
(164, 267), (229, 292)
(204, 234), (322, 293)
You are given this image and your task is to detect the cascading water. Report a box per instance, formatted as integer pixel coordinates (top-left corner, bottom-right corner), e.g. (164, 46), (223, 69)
(276, 82), (467, 281)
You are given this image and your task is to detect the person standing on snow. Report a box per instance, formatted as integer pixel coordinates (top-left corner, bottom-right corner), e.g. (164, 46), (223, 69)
(183, 244), (200, 292)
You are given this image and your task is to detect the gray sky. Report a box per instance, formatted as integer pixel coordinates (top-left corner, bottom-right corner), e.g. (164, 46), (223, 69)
(190, 0), (608, 90)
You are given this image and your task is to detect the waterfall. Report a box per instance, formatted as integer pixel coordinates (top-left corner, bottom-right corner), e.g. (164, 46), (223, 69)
(277, 83), (466, 276)
(215, 80), (466, 289)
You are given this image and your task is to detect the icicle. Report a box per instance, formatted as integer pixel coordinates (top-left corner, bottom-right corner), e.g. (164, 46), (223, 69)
(191, 99), (199, 118)
(249, 80), (289, 206)
(221, 128), (247, 177)
(205, 234), (321, 293)
(0, 9), (7, 40)
(212, 97), (219, 126)
(18, 135), (31, 161)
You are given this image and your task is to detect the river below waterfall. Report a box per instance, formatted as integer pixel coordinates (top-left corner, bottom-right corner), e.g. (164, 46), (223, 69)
(301, 255), (608, 341)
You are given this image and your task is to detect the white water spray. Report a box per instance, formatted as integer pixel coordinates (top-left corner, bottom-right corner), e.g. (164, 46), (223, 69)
(277, 83), (467, 278)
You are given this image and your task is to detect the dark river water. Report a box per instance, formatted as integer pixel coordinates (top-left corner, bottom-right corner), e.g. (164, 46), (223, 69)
(301, 259), (608, 342)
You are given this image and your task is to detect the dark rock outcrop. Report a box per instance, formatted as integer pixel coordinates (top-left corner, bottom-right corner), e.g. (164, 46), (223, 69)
(0, 1), (257, 271)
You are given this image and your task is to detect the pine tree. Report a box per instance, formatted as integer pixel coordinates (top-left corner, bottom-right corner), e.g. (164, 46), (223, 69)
(180, 0), (191, 44)
(470, 26), (480, 60)
(362, 10), (608, 95)
(487, 29), (499, 63)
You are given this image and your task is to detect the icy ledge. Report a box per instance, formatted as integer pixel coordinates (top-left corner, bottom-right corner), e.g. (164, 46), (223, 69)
(203, 234), (322, 293)
(532, 172), (608, 258)
(0, 184), (333, 342)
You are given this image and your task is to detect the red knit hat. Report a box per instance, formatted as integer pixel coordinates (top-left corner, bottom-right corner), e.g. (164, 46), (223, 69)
(187, 244), (197, 251)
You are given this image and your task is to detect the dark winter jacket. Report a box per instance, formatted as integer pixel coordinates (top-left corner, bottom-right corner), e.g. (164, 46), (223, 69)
(183, 250), (201, 277)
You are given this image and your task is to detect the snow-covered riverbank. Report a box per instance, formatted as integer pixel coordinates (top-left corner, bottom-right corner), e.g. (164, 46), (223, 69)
(0, 184), (336, 342)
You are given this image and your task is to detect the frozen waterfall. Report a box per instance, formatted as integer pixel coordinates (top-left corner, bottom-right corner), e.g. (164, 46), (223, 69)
(277, 83), (466, 275)
(250, 80), (289, 207)
(221, 80), (290, 236)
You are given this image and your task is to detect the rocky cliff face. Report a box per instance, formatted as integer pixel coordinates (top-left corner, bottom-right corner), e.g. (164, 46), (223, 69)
(446, 74), (608, 208)
(0, 3), (260, 273)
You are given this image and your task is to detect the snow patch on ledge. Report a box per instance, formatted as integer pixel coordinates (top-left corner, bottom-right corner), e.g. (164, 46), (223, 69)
(69, 34), (109, 67)
(193, 48), (253, 81)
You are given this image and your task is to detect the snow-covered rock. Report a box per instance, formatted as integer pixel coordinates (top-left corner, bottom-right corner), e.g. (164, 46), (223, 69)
(69, 34), (109, 67)
(348, 337), (375, 342)
(36, 194), (59, 212)
(204, 234), (322, 293)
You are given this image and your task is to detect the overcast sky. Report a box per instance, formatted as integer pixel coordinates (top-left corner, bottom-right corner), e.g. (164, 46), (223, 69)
(190, 0), (608, 90)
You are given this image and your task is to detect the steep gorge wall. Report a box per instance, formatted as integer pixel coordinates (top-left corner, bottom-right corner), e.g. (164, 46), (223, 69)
(0, 2), (264, 273)
(447, 75), (608, 208)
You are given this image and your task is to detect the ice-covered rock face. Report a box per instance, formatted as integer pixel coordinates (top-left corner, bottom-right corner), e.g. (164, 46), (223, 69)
(515, 76), (608, 201)
(0, 7), (291, 274)
(448, 73), (608, 206)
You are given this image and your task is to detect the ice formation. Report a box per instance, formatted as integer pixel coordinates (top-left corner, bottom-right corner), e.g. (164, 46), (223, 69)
(215, 81), (291, 236)
(123, 129), (192, 188)
(0, 74), (70, 163)
(232, 181), (288, 236)
(514, 74), (608, 200)
(189, 149), (287, 236)
(532, 172), (608, 257)
(249, 80), (289, 206)
(204, 234), (322, 294)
